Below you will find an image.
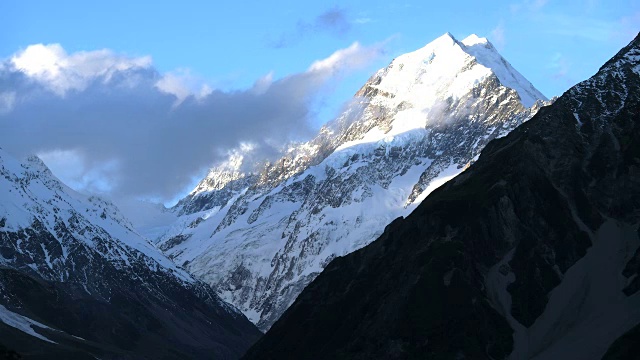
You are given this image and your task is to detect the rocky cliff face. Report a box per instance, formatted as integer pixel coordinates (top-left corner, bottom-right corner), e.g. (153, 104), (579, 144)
(158, 33), (548, 330)
(243, 33), (640, 359)
(0, 149), (261, 359)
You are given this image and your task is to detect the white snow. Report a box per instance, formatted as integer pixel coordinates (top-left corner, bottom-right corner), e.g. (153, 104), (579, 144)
(573, 112), (583, 128)
(507, 220), (640, 359)
(0, 304), (57, 343)
(486, 248), (517, 320)
(412, 162), (461, 205)
(461, 34), (547, 107)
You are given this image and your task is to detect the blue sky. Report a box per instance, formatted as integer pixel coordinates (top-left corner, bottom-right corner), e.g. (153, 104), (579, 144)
(4, 0), (637, 99)
(1, 0), (638, 203)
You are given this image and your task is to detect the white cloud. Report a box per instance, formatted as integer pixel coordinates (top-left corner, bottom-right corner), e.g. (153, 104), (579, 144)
(155, 72), (192, 104)
(0, 42), (385, 201)
(10, 44), (152, 96)
(308, 42), (384, 75)
(155, 68), (214, 105)
(251, 72), (274, 95)
(11, 44), (65, 78)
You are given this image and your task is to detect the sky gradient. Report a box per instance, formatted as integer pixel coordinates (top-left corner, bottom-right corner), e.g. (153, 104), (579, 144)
(1, 0), (638, 204)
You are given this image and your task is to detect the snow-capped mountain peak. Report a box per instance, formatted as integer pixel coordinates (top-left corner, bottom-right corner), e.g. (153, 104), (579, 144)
(372, 32), (546, 112)
(154, 32), (550, 330)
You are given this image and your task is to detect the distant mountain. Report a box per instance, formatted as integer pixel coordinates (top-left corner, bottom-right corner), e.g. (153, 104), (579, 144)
(0, 149), (261, 359)
(155, 33), (549, 330)
(242, 33), (640, 359)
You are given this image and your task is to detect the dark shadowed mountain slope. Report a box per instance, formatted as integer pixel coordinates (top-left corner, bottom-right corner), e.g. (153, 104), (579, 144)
(243, 34), (640, 360)
(0, 149), (261, 359)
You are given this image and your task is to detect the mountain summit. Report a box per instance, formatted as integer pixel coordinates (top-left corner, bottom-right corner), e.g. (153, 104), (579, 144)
(365, 32), (544, 109)
(154, 32), (549, 330)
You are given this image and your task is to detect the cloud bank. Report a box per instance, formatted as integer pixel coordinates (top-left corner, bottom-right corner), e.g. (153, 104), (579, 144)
(0, 42), (384, 201)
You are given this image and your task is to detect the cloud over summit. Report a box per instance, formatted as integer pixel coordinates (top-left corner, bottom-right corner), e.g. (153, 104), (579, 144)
(0, 42), (384, 202)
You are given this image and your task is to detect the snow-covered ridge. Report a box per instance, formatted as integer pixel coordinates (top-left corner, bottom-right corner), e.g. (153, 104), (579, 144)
(0, 147), (192, 282)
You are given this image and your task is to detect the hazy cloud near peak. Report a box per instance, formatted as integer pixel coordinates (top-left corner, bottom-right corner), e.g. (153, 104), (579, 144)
(0, 41), (385, 202)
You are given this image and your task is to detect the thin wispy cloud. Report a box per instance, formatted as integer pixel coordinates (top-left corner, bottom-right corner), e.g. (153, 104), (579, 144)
(8, 43), (152, 95)
(269, 7), (352, 48)
(538, 13), (622, 42)
(504, 0), (637, 93)
(547, 52), (574, 86)
(490, 22), (506, 50)
(354, 18), (373, 24)
(509, 0), (548, 14)
(509, 0), (633, 43)
(616, 11), (640, 41)
(0, 41), (386, 201)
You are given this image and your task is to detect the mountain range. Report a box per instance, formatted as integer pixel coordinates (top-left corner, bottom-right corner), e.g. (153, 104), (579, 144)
(2, 31), (638, 360)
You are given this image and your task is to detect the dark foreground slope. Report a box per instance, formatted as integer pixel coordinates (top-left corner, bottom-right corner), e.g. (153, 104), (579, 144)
(0, 150), (261, 359)
(244, 34), (640, 360)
